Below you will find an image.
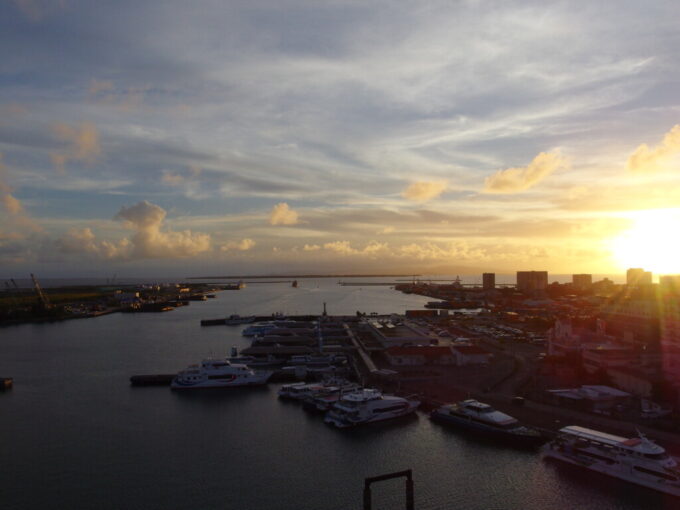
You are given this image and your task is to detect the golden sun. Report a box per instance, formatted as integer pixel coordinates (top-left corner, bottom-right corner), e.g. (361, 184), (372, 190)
(611, 209), (680, 275)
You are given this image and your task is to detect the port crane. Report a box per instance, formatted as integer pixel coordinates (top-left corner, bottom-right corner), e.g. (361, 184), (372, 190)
(30, 273), (52, 310)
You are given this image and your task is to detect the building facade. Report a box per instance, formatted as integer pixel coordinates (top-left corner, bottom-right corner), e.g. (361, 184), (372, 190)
(627, 268), (652, 286)
(572, 274), (593, 291)
(482, 273), (495, 291)
(516, 271), (548, 294)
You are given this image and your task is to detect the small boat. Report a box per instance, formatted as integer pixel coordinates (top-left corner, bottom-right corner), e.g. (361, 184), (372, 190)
(543, 425), (680, 496)
(324, 389), (420, 428)
(430, 399), (544, 446)
(292, 280), (298, 288)
(171, 358), (272, 389)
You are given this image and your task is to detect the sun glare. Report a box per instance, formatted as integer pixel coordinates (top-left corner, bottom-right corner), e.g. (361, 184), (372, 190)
(611, 208), (680, 275)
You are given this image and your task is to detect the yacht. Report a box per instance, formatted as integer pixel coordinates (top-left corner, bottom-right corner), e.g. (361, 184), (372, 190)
(543, 425), (680, 496)
(171, 358), (273, 389)
(324, 388), (420, 428)
(430, 399), (544, 445)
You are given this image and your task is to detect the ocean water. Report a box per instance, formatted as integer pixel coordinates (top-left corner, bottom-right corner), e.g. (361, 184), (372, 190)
(0, 279), (673, 509)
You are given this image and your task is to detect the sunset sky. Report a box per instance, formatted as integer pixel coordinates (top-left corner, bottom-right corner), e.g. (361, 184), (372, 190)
(1, 1), (679, 277)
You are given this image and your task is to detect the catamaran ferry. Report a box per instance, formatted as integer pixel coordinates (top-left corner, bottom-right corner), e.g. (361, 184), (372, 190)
(543, 425), (680, 497)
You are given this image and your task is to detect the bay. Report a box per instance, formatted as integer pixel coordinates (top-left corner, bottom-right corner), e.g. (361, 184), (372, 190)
(0, 279), (669, 509)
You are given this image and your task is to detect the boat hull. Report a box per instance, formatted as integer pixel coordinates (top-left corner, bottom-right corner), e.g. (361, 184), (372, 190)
(430, 409), (545, 446)
(543, 446), (680, 497)
(324, 401), (420, 428)
(170, 371), (272, 390)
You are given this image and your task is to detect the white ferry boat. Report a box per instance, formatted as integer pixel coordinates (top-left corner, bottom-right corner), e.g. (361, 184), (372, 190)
(324, 388), (420, 428)
(171, 358), (273, 389)
(543, 425), (680, 496)
(430, 399), (544, 446)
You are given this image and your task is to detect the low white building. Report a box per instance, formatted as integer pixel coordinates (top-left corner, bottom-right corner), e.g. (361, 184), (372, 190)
(450, 345), (492, 366)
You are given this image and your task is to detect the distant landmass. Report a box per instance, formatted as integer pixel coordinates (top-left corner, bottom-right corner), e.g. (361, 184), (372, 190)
(187, 274), (421, 279)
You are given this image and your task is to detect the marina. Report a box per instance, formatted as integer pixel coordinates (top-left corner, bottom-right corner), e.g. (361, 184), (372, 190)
(1, 278), (678, 509)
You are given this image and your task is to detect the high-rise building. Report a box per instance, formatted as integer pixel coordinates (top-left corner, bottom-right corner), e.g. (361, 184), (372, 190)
(482, 273), (495, 291)
(516, 271), (548, 294)
(627, 268), (652, 286)
(660, 275), (680, 295)
(572, 274), (592, 291)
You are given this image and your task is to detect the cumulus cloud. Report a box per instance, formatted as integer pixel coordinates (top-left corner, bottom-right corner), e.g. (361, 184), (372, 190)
(269, 202), (299, 225)
(57, 227), (131, 260)
(401, 181), (447, 202)
(114, 200), (211, 258)
(484, 152), (567, 193)
(320, 240), (388, 257)
(0, 153), (23, 215)
(303, 244), (321, 251)
(626, 125), (680, 172)
(220, 238), (256, 252)
(51, 122), (101, 173)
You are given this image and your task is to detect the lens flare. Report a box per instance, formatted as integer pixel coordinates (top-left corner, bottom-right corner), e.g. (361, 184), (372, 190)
(611, 209), (680, 275)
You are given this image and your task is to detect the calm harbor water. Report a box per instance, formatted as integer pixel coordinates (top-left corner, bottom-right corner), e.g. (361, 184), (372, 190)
(0, 279), (675, 509)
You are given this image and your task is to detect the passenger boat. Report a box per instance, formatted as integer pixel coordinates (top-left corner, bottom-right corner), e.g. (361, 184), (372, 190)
(171, 358), (273, 389)
(543, 425), (680, 496)
(430, 399), (544, 446)
(324, 388), (420, 428)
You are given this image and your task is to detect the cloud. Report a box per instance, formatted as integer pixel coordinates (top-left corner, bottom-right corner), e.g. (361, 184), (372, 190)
(114, 200), (211, 258)
(303, 244), (321, 251)
(56, 227), (131, 260)
(401, 181), (447, 202)
(483, 152), (567, 193)
(377, 226), (395, 234)
(161, 172), (185, 186)
(323, 241), (357, 255)
(220, 238), (256, 252)
(50, 122), (101, 173)
(321, 240), (388, 257)
(87, 79), (114, 98)
(269, 202), (299, 225)
(0, 153), (23, 215)
(626, 125), (680, 173)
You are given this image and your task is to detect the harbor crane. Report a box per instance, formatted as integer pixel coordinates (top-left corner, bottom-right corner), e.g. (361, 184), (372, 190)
(30, 273), (52, 310)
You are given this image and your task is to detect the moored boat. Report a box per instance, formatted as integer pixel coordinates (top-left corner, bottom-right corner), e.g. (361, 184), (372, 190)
(171, 358), (272, 389)
(430, 399), (545, 446)
(543, 425), (680, 496)
(324, 388), (420, 428)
